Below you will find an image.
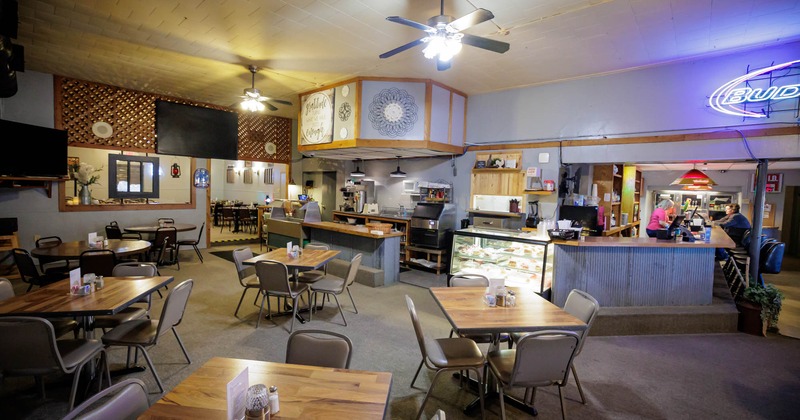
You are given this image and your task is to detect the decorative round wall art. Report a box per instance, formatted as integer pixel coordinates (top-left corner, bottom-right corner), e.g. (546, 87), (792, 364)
(368, 87), (418, 137)
(341, 85), (350, 97)
(338, 102), (352, 121)
(193, 168), (210, 188)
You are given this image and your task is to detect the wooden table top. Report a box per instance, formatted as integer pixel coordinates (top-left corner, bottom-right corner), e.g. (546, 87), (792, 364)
(430, 287), (587, 335)
(303, 221), (405, 239)
(0, 276), (173, 318)
(31, 239), (152, 260)
(123, 223), (197, 233)
(553, 226), (735, 248)
(140, 357), (392, 419)
(243, 248), (341, 270)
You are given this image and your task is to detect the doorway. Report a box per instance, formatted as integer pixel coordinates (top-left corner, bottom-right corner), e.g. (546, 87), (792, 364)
(783, 185), (799, 257)
(302, 171), (337, 221)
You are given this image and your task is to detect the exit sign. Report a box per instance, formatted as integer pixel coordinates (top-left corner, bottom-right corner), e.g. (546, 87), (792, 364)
(751, 173), (783, 193)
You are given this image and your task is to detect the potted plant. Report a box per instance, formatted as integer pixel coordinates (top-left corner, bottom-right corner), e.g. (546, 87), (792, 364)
(738, 283), (784, 336)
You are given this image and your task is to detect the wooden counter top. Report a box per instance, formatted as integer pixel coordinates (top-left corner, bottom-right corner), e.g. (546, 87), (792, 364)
(553, 226), (735, 248)
(333, 210), (411, 222)
(303, 221), (405, 239)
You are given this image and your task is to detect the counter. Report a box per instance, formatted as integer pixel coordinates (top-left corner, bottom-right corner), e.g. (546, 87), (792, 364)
(302, 221), (402, 287)
(552, 227), (733, 307)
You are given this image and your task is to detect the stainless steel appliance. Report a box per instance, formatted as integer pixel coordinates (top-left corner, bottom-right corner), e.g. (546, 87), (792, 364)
(409, 203), (455, 249)
(340, 181), (375, 213)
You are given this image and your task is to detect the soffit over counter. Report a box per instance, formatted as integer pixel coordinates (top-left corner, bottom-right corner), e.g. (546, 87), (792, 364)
(297, 77), (466, 160)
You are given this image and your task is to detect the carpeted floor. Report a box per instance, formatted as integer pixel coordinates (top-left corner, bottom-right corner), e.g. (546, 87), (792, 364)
(208, 250), (260, 264)
(3, 243), (800, 420)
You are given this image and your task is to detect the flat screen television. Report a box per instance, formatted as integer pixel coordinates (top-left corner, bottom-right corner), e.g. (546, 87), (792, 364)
(0, 119), (68, 178)
(559, 205), (600, 236)
(155, 100), (239, 160)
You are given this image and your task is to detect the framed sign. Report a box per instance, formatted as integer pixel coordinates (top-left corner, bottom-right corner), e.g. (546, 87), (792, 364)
(751, 173), (783, 193)
(475, 160), (486, 169)
(300, 89), (334, 145)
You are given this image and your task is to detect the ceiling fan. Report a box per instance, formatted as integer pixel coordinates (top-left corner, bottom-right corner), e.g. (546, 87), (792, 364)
(379, 0), (510, 71)
(239, 65), (292, 112)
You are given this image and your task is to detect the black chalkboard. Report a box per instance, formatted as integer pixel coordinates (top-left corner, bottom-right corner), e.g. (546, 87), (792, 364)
(155, 100), (238, 160)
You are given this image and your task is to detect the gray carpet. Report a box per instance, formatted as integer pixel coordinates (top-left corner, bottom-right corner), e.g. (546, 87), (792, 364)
(3, 243), (800, 420)
(398, 267), (448, 289)
(208, 250), (260, 264)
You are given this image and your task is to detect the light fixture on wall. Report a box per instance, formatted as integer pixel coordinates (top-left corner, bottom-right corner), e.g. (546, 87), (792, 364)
(350, 159), (366, 177)
(389, 156), (407, 178)
(170, 162), (181, 178)
(671, 165), (717, 190)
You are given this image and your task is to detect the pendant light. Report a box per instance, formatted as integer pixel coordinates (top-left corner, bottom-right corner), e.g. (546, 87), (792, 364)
(389, 156), (407, 178)
(350, 159), (365, 177)
(670, 165), (716, 190)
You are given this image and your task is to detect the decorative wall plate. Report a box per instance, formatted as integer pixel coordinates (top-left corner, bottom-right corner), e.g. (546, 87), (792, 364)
(264, 142), (277, 155)
(368, 87), (418, 137)
(340, 127), (348, 139)
(91, 121), (113, 138)
(338, 102), (352, 121)
(341, 85), (350, 97)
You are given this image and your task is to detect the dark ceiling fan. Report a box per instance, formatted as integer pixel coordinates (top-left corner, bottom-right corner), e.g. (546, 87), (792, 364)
(379, 0), (510, 71)
(238, 65), (292, 112)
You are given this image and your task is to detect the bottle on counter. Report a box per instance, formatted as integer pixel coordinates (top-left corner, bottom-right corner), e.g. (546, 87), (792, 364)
(610, 212), (616, 227)
(268, 386), (279, 414)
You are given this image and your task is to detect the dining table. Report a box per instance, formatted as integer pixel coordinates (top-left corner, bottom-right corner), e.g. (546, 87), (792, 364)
(31, 239), (152, 264)
(140, 357), (393, 419)
(430, 286), (587, 416)
(123, 222), (197, 234)
(243, 247), (341, 323)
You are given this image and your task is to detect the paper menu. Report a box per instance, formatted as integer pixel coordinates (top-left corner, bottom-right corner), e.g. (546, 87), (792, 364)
(227, 366), (248, 420)
(69, 268), (81, 294)
(88, 232), (97, 243)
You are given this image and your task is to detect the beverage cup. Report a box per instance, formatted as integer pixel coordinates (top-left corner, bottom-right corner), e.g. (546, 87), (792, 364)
(704, 226), (712, 243)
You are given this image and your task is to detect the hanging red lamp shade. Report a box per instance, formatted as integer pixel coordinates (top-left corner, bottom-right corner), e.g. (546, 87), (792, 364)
(670, 169), (716, 188)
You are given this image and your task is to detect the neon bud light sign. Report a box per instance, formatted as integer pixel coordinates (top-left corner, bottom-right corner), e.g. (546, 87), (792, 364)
(709, 59), (800, 118)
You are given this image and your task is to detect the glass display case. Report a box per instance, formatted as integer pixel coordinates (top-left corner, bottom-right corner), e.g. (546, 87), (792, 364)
(450, 227), (553, 294)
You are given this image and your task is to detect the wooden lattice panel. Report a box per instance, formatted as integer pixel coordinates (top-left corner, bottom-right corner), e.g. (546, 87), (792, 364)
(238, 113), (292, 163)
(56, 77), (291, 163)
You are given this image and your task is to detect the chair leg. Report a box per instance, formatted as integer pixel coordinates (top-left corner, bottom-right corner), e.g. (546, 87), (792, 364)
(471, 367), (485, 420)
(308, 291), (314, 322)
(289, 296), (299, 333)
(416, 369), (447, 420)
(332, 294), (347, 326)
(256, 292), (267, 328)
(498, 386), (507, 420)
(559, 386), (567, 420)
(571, 364), (586, 404)
(172, 328), (191, 364)
(193, 245), (203, 262)
(235, 288), (250, 317)
(67, 361), (86, 410)
(411, 359), (424, 388)
(346, 286), (358, 314)
(137, 345), (164, 393)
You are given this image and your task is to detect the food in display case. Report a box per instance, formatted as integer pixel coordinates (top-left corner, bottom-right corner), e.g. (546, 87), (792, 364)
(450, 227), (553, 294)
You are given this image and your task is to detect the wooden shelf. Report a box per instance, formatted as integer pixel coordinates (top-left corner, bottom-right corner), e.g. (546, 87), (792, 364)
(472, 168), (523, 173)
(467, 209), (524, 218)
(524, 190), (554, 195)
(0, 176), (66, 198)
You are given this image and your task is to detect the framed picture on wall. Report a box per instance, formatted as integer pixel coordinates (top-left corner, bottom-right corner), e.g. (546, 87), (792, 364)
(67, 157), (80, 178)
(300, 88), (334, 145)
(243, 168), (253, 184)
(226, 166), (235, 183)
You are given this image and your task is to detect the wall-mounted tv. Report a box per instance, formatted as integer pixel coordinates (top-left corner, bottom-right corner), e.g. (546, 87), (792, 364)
(0, 119), (68, 178)
(155, 100), (239, 160)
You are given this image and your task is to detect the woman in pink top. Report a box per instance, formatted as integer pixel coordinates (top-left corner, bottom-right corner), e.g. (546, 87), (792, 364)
(646, 199), (674, 237)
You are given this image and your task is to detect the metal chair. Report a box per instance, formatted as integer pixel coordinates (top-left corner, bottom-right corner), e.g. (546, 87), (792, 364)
(295, 243), (329, 284)
(62, 378), (149, 420)
(152, 226), (179, 269)
(232, 247), (261, 317)
(406, 295), (485, 420)
(254, 260), (310, 332)
(12, 248), (64, 292)
(219, 207), (236, 233)
(177, 222), (205, 262)
(285, 329), (353, 369)
(105, 221), (123, 239)
(0, 278), (78, 338)
(309, 253), (362, 326)
(79, 249), (117, 277)
(487, 330), (581, 420)
(511, 289), (600, 405)
(0, 316), (110, 410)
(93, 262), (159, 331)
(35, 235), (78, 273)
(101, 279), (194, 393)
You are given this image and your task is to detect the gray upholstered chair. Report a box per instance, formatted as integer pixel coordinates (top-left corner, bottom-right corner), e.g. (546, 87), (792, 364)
(93, 262), (159, 331)
(254, 260), (310, 333)
(101, 279), (194, 393)
(295, 243), (329, 284)
(285, 329), (353, 369)
(449, 273), (489, 287)
(0, 316), (110, 410)
(487, 330), (581, 420)
(62, 378), (149, 420)
(309, 253), (361, 326)
(232, 247), (261, 317)
(0, 278), (79, 338)
(511, 288), (600, 404)
(406, 295), (485, 420)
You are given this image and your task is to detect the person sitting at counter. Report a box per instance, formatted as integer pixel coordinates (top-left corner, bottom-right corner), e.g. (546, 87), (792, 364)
(715, 204), (751, 247)
(646, 199), (675, 237)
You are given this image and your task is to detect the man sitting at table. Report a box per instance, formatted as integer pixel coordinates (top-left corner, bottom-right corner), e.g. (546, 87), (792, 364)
(714, 203), (751, 260)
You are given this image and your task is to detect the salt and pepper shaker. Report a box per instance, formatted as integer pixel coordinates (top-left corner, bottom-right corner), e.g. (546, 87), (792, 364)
(268, 385), (279, 414)
(246, 384), (270, 420)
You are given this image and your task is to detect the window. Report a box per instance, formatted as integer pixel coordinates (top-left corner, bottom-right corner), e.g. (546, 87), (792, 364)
(108, 155), (160, 199)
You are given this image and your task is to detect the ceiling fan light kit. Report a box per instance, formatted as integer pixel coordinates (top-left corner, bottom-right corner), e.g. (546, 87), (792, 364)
(379, 1), (509, 71)
(239, 65), (292, 112)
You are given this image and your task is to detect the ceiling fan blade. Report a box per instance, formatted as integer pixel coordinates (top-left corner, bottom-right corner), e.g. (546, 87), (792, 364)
(379, 38), (426, 59)
(448, 8), (494, 32)
(268, 99), (293, 106)
(386, 16), (434, 32)
(437, 59), (452, 72)
(461, 33), (510, 54)
(265, 102), (278, 112)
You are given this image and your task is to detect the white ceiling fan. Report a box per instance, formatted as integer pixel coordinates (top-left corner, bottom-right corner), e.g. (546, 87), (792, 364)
(379, 0), (510, 71)
(239, 65), (292, 112)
